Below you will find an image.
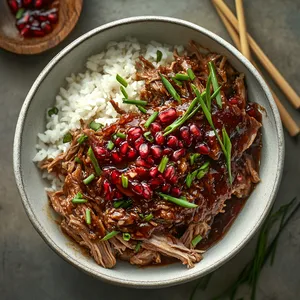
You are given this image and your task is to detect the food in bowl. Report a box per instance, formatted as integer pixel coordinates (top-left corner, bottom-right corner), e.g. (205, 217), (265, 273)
(34, 38), (262, 269)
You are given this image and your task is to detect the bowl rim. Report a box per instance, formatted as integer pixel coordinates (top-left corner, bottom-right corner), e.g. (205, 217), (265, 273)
(13, 15), (284, 288)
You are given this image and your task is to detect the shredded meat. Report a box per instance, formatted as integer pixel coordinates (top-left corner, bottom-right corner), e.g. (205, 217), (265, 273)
(130, 250), (161, 266)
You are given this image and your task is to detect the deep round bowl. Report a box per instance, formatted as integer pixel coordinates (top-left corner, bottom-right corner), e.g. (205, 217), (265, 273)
(13, 16), (284, 288)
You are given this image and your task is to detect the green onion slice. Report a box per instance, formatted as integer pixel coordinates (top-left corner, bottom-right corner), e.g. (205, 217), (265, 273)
(87, 147), (101, 176)
(120, 86), (128, 98)
(77, 134), (88, 145)
(123, 99), (147, 106)
(72, 198), (87, 204)
(208, 61), (222, 108)
(83, 174), (95, 185)
(144, 111), (159, 129)
(156, 50), (163, 62)
(121, 174), (128, 188)
(137, 105), (147, 114)
(172, 77), (183, 87)
(107, 140), (115, 151)
(116, 74), (128, 87)
(135, 241), (142, 253)
(74, 157), (82, 164)
(16, 8), (25, 19)
(174, 73), (190, 81)
(159, 73), (181, 103)
(101, 231), (119, 241)
(116, 132), (126, 139)
(85, 209), (91, 225)
(187, 68), (196, 80)
(158, 192), (198, 208)
(190, 153), (201, 165)
(123, 233), (131, 241)
(191, 235), (202, 247)
(158, 156), (169, 173)
(143, 213), (153, 222)
(89, 121), (103, 131)
(63, 132), (72, 143)
(144, 131), (154, 142)
(113, 199), (132, 209)
(48, 106), (58, 117)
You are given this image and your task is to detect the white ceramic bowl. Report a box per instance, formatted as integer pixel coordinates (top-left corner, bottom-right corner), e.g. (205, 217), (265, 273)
(13, 16), (284, 288)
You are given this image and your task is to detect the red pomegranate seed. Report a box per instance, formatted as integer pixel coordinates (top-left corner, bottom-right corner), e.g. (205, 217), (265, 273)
(195, 144), (210, 155)
(132, 182), (143, 195)
(166, 135), (179, 149)
(155, 132), (165, 145)
(8, 0), (19, 13)
(172, 149), (186, 161)
(134, 136), (145, 150)
(47, 13), (58, 24)
(237, 175), (243, 182)
(161, 183), (171, 193)
(150, 145), (162, 159)
(23, 0), (33, 6)
(32, 28), (45, 37)
(146, 156), (155, 166)
(142, 183), (152, 200)
(111, 170), (121, 185)
(94, 145), (107, 160)
(247, 108), (256, 118)
(127, 148), (137, 160)
(169, 175), (178, 184)
(128, 127), (143, 142)
(39, 14), (48, 22)
(136, 157), (152, 168)
(119, 141), (129, 156)
(20, 25), (31, 37)
(114, 137), (123, 147)
(178, 141), (184, 148)
(114, 191), (123, 200)
(162, 147), (173, 157)
(149, 178), (163, 189)
(103, 179), (113, 201)
(171, 187), (181, 197)
(135, 167), (148, 178)
(158, 108), (177, 124)
(180, 126), (190, 140)
(189, 124), (202, 139)
(150, 122), (162, 134)
(31, 19), (40, 27)
(139, 143), (150, 159)
(164, 165), (175, 181)
(34, 0), (43, 8)
(229, 96), (239, 105)
(111, 150), (122, 163)
(149, 166), (158, 178)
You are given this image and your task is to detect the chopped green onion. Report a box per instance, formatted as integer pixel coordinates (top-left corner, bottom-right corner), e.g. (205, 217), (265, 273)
(137, 105), (147, 114)
(16, 8), (25, 19)
(107, 140), (115, 151)
(120, 86), (128, 98)
(83, 174), (95, 185)
(172, 77), (183, 87)
(101, 231), (119, 241)
(159, 73), (181, 103)
(174, 73), (190, 81)
(113, 199), (132, 209)
(210, 85), (222, 101)
(116, 132), (126, 139)
(135, 241), (142, 253)
(143, 213), (153, 222)
(190, 153), (201, 165)
(144, 131), (154, 142)
(158, 156), (169, 173)
(186, 162), (210, 188)
(208, 61), (222, 108)
(222, 128), (232, 184)
(116, 74), (128, 87)
(89, 121), (103, 131)
(63, 132), (72, 143)
(87, 147), (101, 176)
(186, 172), (196, 188)
(156, 50), (163, 62)
(121, 174), (128, 188)
(72, 198), (88, 204)
(187, 68), (196, 80)
(158, 192), (198, 208)
(144, 111), (159, 129)
(123, 99), (147, 106)
(48, 106), (58, 117)
(191, 235), (202, 247)
(123, 233), (131, 241)
(74, 157), (82, 164)
(206, 74), (212, 111)
(75, 192), (83, 199)
(85, 209), (91, 225)
(77, 134), (88, 145)
(196, 161), (210, 180)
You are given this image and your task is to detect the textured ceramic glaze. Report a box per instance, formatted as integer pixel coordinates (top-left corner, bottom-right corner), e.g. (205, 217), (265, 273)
(13, 16), (284, 288)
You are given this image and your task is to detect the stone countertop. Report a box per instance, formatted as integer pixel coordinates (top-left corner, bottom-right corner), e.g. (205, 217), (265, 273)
(0, 0), (299, 299)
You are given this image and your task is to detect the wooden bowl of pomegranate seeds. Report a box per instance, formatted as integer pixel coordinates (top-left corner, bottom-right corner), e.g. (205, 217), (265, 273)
(0, 0), (83, 54)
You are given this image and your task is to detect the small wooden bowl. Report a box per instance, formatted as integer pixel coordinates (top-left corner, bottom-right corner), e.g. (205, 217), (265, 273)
(0, 0), (83, 55)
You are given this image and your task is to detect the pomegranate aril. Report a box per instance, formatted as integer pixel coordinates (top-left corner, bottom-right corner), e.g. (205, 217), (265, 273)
(150, 122), (162, 134)
(128, 126), (143, 142)
(111, 170), (121, 185)
(139, 143), (150, 159)
(47, 13), (58, 24)
(34, 0), (43, 8)
(132, 182), (143, 195)
(135, 167), (148, 178)
(111, 150), (122, 163)
(127, 148), (137, 160)
(161, 183), (171, 193)
(166, 135), (179, 149)
(23, 0), (33, 6)
(146, 156), (155, 166)
(158, 108), (177, 124)
(189, 124), (202, 139)
(103, 180), (113, 201)
(114, 137), (122, 147)
(164, 165), (175, 181)
(20, 25), (31, 37)
(178, 141), (184, 148)
(229, 96), (239, 105)
(31, 19), (40, 27)
(8, 0), (19, 13)
(172, 148), (186, 161)
(195, 144), (210, 155)
(119, 141), (129, 155)
(94, 146), (107, 160)
(149, 166), (158, 178)
(32, 28), (45, 37)
(162, 147), (173, 157)
(150, 145), (162, 159)
(114, 191), (123, 200)
(169, 175), (178, 184)
(134, 136), (145, 150)
(171, 187), (181, 197)
(149, 178), (163, 189)
(136, 157), (152, 168)
(180, 126), (190, 140)
(155, 132), (165, 145)
(142, 183), (152, 200)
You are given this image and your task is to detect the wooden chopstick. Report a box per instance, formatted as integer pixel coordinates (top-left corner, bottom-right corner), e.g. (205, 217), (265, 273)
(213, 3), (300, 136)
(212, 0), (300, 110)
(235, 0), (251, 60)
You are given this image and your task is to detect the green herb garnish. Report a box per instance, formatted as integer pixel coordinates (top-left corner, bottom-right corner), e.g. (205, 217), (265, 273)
(172, 77), (183, 87)
(191, 235), (202, 247)
(113, 199), (132, 209)
(156, 50), (163, 62)
(186, 162), (210, 188)
(159, 73), (181, 103)
(77, 134), (88, 145)
(120, 86), (128, 98)
(16, 8), (25, 19)
(89, 120), (103, 131)
(158, 156), (169, 173)
(123, 99), (147, 106)
(87, 146), (101, 176)
(208, 61), (222, 108)
(135, 241), (142, 253)
(85, 209), (91, 225)
(137, 105), (147, 114)
(158, 192), (198, 208)
(116, 74), (128, 87)
(206, 74), (212, 111)
(144, 131), (154, 142)
(190, 153), (201, 166)
(116, 132), (126, 139)
(63, 132), (72, 143)
(175, 73), (190, 81)
(72, 192), (87, 204)
(48, 106), (58, 117)
(123, 233), (131, 241)
(121, 174), (128, 188)
(187, 68), (196, 80)
(83, 174), (95, 185)
(143, 213), (153, 222)
(107, 140), (115, 151)
(101, 231), (119, 241)
(144, 111), (159, 129)
(74, 157), (82, 164)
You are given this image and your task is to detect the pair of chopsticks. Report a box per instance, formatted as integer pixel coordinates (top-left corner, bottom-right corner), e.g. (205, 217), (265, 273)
(212, 0), (300, 137)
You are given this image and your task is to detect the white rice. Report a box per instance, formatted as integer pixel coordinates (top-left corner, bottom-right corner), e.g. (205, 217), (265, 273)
(33, 37), (184, 189)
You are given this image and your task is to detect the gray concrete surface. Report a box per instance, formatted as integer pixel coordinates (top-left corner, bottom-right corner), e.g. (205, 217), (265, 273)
(0, 0), (299, 299)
